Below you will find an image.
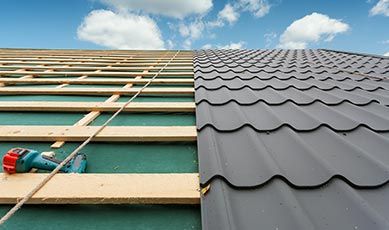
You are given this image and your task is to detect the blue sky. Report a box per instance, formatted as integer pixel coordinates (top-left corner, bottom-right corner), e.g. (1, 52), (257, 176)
(0, 0), (388, 55)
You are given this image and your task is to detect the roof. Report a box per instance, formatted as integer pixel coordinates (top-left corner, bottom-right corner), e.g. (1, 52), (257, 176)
(194, 49), (389, 229)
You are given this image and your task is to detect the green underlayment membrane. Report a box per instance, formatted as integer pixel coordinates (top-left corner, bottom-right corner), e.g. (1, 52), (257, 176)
(0, 93), (201, 229)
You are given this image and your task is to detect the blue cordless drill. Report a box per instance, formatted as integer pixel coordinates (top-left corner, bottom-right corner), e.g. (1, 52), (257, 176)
(2, 148), (87, 174)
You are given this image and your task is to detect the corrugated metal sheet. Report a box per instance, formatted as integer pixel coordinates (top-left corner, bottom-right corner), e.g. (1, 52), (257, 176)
(197, 102), (389, 131)
(195, 77), (389, 90)
(195, 49), (389, 230)
(199, 126), (389, 187)
(202, 179), (389, 230)
(195, 87), (389, 106)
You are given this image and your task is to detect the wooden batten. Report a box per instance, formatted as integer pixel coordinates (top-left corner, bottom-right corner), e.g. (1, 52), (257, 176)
(0, 78), (194, 85)
(0, 101), (196, 112)
(0, 126), (197, 142)
(0, 173), (200, 204)
(0, 87), (194, 95)
(0, 70), (193, 77)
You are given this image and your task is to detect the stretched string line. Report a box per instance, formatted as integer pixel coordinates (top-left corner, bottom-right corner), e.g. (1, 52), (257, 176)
(0, 50), (181, 225)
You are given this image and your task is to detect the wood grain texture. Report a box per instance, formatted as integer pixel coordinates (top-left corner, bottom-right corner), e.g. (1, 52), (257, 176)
(0, 126), (197, 142)
(0, 173), (200, 204)
(0, 87), (194, 95)
(0, 78), (194, 85)
(0, 70), (193, 77)
(0, 101), (196, 112)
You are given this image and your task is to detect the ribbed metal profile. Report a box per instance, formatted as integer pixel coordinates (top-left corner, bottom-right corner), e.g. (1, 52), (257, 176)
(195, 49), (389, 230)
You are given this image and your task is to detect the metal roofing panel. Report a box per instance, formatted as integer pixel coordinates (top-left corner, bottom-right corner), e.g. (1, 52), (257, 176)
(195, 49), (389, 230)
(196, 101), (389, 132)
(195, 77), (389, 90)
(198, 126), (389, 187)
(195, 87), (389, 106)
(195, 71), (371, 81)
(202, 179), (389, 230)
(195, 49), (389, 187)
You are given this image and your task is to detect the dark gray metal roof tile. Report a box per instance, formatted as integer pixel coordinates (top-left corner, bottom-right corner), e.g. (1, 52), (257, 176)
(195, 49), (389, 229)
(194, 87), (388, 106)
(198, 126), (389, 187)
(202, 179), (389, 230)
(196, 101), (389, 132)
(195, 77), (388, 91)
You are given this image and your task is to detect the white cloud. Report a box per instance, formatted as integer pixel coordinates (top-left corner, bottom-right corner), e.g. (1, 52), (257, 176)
(166, 40), (175, 49)
(218, 4), (239, 25)
(178, 24), (190, 37)
(370, 0), (389, 16)
(208, 0), (270, 28)
(77, 10), (164, 49)
(278, 12), (350, 49)
(178, 21), (205, 40)
(200, 41), (246, 49)
(202, 44), (212, 49)
(238, 0), (271, 17)
(208, 3), (239, 28)
(264, 32), (277, 48)
(100, 0), (212, 19)
(384, 52), (389, 56)
(183, 39), (192, 50)
(382, 40), (389, 44)
(219, 41), (246, 49)
(178, 20), (205, 49)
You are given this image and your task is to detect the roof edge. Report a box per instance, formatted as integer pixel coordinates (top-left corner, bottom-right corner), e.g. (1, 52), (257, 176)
(319, 48), (389, 59)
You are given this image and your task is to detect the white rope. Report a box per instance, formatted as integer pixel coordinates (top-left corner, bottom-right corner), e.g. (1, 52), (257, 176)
(0, 50), (180, 225)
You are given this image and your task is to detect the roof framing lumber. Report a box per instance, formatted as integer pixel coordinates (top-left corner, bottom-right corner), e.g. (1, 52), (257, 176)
(0, 60), (192, 66)
(0, 101), (195, 112)
(0, 65), (193, 71)
(0, 56), (191, 60)
(0, 70), (193, 77)
(0, 87), (194, 95)
(0, 173), (200, 204)
(0, 126), (197, 142)
(50, 61), (162, 148)
(0, 78), (194, 85)
(0, 58), (192, 62)
(0, 59), (192, 65)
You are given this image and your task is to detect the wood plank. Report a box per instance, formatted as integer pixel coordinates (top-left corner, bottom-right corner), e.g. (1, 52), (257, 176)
(0, 173), (200, 204)
(0, 77), (194, 85)
(0, 59), (192, 65)
(0, 57), (192, 61)
(0, 101), (196, 112)
(0, 65), (193, 71)
(0, 126), (197, 142)
(0, 87), (194, 95)
(0, 53), (190, 56)
(0, 60), (192, 66)
(0, 70), (193, 77)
